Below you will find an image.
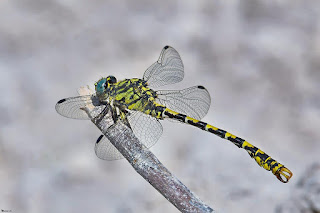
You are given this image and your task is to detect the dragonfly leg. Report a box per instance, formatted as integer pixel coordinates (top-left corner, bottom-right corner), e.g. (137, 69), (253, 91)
(92, 105), (111, 124)
(111, 106), (118, 123)
(118, 109), (132, 129)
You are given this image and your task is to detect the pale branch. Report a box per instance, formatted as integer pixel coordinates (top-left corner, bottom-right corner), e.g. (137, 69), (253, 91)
(79, 87), (214, 213)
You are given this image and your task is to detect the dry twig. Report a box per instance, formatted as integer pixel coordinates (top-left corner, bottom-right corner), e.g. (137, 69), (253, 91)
(79, 87), (214, 213)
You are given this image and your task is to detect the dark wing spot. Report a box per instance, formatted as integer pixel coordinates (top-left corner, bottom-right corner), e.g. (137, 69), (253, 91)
(197, 85), (205, 89)
(96, 135), (104, 144)
(57, 99), (66, 104)
(164, 45), (169, 49)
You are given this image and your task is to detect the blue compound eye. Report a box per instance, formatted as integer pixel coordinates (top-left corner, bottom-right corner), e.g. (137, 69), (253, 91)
(95, 78), (107, 94)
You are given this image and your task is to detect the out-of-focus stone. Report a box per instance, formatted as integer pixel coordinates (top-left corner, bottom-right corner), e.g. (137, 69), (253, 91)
(276, 163), (320, 213)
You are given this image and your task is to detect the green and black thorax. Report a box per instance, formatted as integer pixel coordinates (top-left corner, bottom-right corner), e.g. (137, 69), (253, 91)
(95, 76), (166, 119)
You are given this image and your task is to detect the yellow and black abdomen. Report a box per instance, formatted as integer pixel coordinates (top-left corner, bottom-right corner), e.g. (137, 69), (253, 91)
(111, 80), (292, 182)
(162, 108), (293, 183)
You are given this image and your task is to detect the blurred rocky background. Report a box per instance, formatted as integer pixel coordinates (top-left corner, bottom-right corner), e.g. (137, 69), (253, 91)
(1, 0), (320, 212)
(276, 163), (320, 213)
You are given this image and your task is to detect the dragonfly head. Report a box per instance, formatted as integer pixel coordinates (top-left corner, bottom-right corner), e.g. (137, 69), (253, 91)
(95, 76), (117, 98)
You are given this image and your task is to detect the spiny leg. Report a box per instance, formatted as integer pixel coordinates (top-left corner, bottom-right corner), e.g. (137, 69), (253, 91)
(163, 108), (293, 183)
(113, 100), (132, 129)
(111, 105), (118, 123)
(92, 104), (111, 124)
(119, 109), (132, 129)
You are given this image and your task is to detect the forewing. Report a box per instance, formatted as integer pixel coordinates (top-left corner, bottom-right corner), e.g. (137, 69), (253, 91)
(94, 111), (163, 160)
(55, 95), (95, 120)
(143, 46), (184, 88)
(156, 86), (211, 120)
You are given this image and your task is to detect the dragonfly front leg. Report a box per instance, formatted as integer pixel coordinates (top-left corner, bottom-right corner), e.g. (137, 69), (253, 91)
(110, 105), (118, 123)
(113, 101), (132, 129)
(92, 104), (111, 124)
(120, 111), (132, 129)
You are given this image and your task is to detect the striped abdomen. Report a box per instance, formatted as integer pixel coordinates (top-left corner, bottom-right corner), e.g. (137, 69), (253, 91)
(161, 108), (292, 183)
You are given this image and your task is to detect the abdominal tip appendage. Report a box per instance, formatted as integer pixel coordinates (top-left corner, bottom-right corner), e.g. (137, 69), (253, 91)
(276, 167), (293, 183)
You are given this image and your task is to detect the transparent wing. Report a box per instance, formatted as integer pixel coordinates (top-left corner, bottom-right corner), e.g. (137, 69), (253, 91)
(156, 85), (211, 120)
(55, 95), (100, 120)
(143, 46), (184, 88)
(94, 111), (163, 160)
(56, 95), (93, 119)
(95, 135), (123, 160)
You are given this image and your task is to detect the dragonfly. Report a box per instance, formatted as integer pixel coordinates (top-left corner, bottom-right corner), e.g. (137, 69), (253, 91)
(56, 46), (292, 183)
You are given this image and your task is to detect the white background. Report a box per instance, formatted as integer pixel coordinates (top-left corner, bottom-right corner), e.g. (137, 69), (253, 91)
(1, 0), (319, 212)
